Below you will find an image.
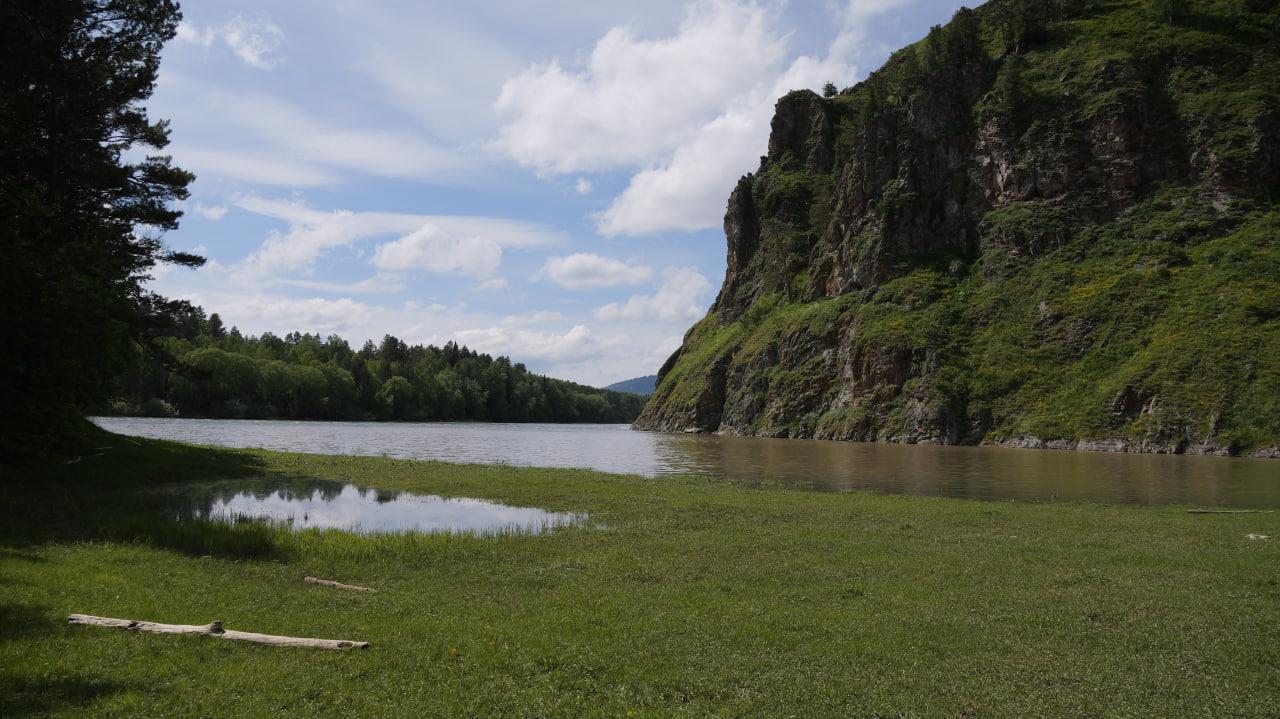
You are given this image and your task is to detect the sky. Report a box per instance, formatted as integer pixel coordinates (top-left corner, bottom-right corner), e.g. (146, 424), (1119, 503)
(148, 0), (967, 386)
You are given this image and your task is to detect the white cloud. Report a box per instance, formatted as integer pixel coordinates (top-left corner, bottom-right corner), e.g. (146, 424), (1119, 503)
(172, 145), (339, 187)
(594, 267), (711, 322)
(492, 0), (787, 174)
(575, 177), (594, 195)
(222, 15), (286, 69)
(595, 4), (882, 237)
(232, 196), (564, 279)
(476, 277), (510, 291)
(542, 253), (653, 290)
(494, 0), (916, 237)
(177, 92), (467, 185)
(217, 295), (374, 334)
(175, 14), (285, 69)
(595, 106), (761, 237)
(455, 325), (599, 364)
(175, 22), (213, 48)
(372, 225), (502, 278)
(227, 94), (463, 180)
(276, 273), (406, 294)
(236, 196), (564, 249)
(193, 202), (228, 221)
(502, 310), (567, 326)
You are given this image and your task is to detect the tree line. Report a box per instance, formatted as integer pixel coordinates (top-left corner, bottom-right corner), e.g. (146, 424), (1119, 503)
(1, 1), (645, 457)
(105, 306), (646, 424)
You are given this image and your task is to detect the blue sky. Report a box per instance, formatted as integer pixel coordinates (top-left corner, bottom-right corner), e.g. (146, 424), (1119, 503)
(149, 0), (966, 386)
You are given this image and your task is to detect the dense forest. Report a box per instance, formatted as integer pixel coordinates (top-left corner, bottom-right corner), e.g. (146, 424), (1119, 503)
(106, 305), (645, 423)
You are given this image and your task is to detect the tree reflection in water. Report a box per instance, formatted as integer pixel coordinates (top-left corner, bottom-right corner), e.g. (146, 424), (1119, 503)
(151, 478), (583, 535)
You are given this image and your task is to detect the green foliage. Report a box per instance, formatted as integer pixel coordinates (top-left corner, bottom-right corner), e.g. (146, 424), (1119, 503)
(979, 199), (1070, 259)
(1151, 0), (1187, 24)
(964, 196), (1280, 448)
(1, 0), (195, 456)
(4, 435), (1280, 715)
(102, 308), (645, 424)
(651, 314), (745, 408)
(649, 0), (1280, 452)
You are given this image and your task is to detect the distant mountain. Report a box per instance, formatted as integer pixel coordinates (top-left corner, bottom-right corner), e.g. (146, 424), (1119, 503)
(605, 375), (657, 396)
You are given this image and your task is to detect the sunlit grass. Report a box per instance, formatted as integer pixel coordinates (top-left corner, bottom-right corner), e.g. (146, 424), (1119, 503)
(2, 430), (1278, 717)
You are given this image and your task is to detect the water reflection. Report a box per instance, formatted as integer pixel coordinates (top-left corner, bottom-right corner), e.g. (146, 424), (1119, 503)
(95, 417), (1280, 507)
(654, 433), (1279, 507)
(156, 478), (584, 535)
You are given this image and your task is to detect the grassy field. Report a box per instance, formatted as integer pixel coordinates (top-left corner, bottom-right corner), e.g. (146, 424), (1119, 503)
(2, 430), (1278, 717)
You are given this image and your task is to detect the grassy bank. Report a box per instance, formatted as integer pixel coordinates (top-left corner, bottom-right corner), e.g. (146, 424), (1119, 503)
(2, 431), (1278, 717)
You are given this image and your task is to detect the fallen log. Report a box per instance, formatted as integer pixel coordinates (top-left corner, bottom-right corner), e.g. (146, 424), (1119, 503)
(67, 614), (369, 650)
(305, 576), (376, 592)
(1186, 509), (1274, 514)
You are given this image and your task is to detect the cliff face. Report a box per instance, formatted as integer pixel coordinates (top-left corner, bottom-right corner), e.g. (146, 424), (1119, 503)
(636, 0), (1280, 456)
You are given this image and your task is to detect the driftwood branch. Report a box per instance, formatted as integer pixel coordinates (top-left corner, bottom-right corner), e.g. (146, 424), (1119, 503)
(1186, 509), (1274, 514)
(305, 576), (376, 592)
(68, 614), (369, 650)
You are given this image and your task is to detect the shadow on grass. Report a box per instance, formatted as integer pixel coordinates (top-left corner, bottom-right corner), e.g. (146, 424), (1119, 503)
(0, 603), (57, 642)
(0, 427), (289, 560)
(0, 548), (47, 563)
(100, 514), (287, 560)
(0, 675), (135, 719)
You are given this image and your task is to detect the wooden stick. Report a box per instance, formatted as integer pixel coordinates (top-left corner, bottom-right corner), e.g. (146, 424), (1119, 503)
(68, 614), (369, 650)
(1186, 509), (1274, 514)
(305, 576), (376, 593)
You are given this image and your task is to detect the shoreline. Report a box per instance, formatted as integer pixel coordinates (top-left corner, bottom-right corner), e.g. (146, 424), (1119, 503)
(3, 432), (1278, 716)
(638, 420), (1280, 460)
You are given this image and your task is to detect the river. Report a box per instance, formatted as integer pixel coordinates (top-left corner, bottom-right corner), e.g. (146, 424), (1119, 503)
(92, 417), (1279, 507)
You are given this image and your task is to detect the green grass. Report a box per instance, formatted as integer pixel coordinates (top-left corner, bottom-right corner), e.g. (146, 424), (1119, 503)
(2, 430), (1278, 717)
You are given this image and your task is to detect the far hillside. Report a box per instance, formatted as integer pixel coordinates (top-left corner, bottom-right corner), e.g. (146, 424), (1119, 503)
(605, 375), (658, 396)
(106, 305), (645, 424)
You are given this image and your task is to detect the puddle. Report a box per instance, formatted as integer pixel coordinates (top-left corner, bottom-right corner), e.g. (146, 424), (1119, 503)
(155, 479), (584, 535)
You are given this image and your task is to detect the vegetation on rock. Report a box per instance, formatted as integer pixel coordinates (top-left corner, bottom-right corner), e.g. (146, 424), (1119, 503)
(638, 0), (1280, 456)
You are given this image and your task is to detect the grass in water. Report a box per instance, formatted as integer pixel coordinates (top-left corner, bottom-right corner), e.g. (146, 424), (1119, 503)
(1, 429), (1277, 717)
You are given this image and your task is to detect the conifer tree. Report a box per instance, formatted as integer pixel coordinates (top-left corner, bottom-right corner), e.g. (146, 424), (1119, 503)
(1, 0), (194, 455)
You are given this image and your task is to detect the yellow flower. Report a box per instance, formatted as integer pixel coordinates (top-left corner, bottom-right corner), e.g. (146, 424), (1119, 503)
(450, 646), (458, 657)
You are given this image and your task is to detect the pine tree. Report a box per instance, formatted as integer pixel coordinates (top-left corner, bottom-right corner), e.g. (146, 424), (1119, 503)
(1, 0), (194, 455)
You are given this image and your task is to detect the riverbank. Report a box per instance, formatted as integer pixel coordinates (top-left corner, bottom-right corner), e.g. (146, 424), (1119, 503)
(2, 431), (1277, 717)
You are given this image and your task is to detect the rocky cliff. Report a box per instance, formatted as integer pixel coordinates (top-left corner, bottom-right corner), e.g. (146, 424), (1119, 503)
(636, 0), (1280, 456)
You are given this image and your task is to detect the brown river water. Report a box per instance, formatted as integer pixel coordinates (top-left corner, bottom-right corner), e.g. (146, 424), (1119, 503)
(93, 417), (1280, 508)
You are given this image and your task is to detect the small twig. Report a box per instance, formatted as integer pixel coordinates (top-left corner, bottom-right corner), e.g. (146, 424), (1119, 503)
(305, 576), (377, 593)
